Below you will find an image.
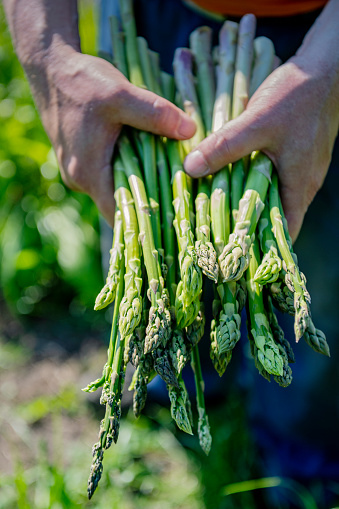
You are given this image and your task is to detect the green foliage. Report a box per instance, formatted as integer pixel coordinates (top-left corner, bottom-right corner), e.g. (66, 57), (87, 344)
(0, 5), (103, 318)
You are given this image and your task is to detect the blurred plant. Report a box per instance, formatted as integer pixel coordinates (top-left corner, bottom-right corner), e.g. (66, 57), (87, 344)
(0, 3), (103, 319)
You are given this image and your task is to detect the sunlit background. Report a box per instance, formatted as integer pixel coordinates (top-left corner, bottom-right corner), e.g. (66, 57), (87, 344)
(0, 2), (338, 508)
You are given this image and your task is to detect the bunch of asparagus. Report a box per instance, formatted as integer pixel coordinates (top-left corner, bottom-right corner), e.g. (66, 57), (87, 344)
(84, 1), (329, 499)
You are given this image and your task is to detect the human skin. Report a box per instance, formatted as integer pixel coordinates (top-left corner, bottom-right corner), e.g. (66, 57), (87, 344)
(184, 0), (339, 241)
(4, 0), (339, 240)
(3, 0), (196, 226)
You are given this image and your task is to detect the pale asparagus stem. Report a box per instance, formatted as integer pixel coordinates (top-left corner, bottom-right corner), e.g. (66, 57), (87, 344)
(230, 15), (256, 230)
(114, 157), (143, 338)
(219, 151), (272, 282)
(232, 14), (256, 119)
(118, 134), (171, 353)
(246, 239), (284, 377)
(118, 0), (145, 88)
(269, 172), (310, 341)
(168, 375), (193, 434)
(189, 26), (215, 134)
(191, 345), (212, 455)
(167, 139), (202, 328)
(254, 204), (282, 285)
(249, 37), (275, 97)
(212, 20), (238, 131)
(109, 15), (128, 78)
(87, 264), (125, 499)
(94, 210), (124, 311)
(173, 47), (205, 148)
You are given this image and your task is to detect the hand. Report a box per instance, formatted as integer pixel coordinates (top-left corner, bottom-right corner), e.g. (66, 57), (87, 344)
(31, 47), (196, 226)
(184, 57), (339, 242)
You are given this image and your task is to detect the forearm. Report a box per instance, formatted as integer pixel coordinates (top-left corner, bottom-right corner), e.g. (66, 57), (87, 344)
(295, 0), (339, 114)
(3, 0), (80, 69)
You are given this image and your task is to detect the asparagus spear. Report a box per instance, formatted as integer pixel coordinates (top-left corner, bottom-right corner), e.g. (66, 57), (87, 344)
(266, 293), (295, 364)
(189, 26), (215, 135)
(273, 183), (330, 355)
(94, 209), (124, 311)
(249, 37), (275, 97)
(173, 47), (218, 282)
(167, 138), (202, 328)
(87, 261), (125, 499)
(118, 0), (145, 87)
(254, 203), (282, 285)
(229, 14), (256, 229)
(114, 156), (143, 338)
(109, 15), (128, 78)
(212, 21), (238, 131)
(219, 151), (273, 282)
(269, 172), (310, 341)
(168, 375), (193, 435)
(246, 238), (284, 377)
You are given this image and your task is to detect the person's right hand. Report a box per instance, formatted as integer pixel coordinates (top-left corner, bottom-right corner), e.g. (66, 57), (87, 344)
(30, 46), (196, 226)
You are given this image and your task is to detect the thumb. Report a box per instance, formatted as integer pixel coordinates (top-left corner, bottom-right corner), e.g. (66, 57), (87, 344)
(183, 111), (266, 177)
(118, 82), (196, 140)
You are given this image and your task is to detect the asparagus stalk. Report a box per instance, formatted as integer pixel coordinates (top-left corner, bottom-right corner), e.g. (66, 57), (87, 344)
(168, 375), (193, 434)
(118, 133), (172, 353)
(249, 37), (275, 97)
(173, 47), (218, 282)
(113, 156), (143, 339)
(118, 0), (145, 88)
(189, 26), (215, 134)
(87, 261), (125, 499)
(167, 139), (202, 328)
(229, 15), (256, 230)
(274, 184), (329, 355)
(109, 15), (128, 78)
(246, 238), (284, 377)
(254, 203), (282, 285)
(266, 293), (295, 364)
(212, 21), (238, 131)
(220, 151), (273, 282)
(269, 172), (310, 341)
(94, 210), (124, 311)
(232, 14), (256, 119)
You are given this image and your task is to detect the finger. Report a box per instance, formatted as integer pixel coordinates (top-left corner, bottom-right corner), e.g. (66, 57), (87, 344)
(279, 182), (305, 243)
(118, 83), (196, 139)
(183, 111), (266, 177)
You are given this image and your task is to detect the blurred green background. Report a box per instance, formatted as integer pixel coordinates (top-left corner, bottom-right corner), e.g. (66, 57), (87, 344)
(0, 2), (337, 508)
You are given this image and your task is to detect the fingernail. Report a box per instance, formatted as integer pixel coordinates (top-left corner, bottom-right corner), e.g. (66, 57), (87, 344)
(184, 150), (210, 177)
(177, 116), (196, 138)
